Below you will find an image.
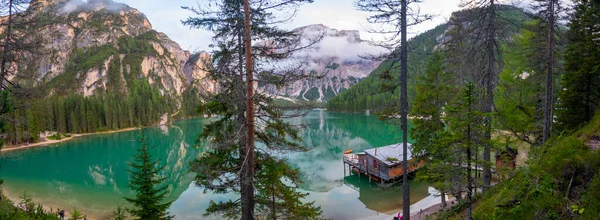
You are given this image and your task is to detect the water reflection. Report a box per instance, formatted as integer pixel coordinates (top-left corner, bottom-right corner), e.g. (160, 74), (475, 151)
(343, 174), (429, 215)
(285, 110), (412, 192)
(0, 119), (208, 218)
(0, 110), (427, 219)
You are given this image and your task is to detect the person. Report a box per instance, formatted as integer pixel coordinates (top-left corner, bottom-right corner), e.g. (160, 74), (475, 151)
(397, 212), (403, 220)
(59, 210), (65, 220)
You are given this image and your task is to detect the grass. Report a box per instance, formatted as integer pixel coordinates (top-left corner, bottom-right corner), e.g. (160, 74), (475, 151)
(0, 193), (60, 220)
(47, 133), (63, 140)
(436, 111), (600, 219)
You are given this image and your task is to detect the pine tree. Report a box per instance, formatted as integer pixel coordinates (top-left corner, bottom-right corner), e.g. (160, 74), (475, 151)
(458, 0), (516, 191)
(0, 0), (36, 89)
(411, 52), (455, 154)
(183, 0), (321, 218)
(355, 0), (431, 218)
(254, 157), (321, 219)
(112, 206), (127, 220)
(532, 0), (565, 142)
(0, 90), (11, 146)
(445, 82), (487, 220)
(410, 51), (457, 207)
(70, 208), (83, 220)
(556, 0), (600, 131)
(124, 136), (173, 220)
(495, 20), (551, 147)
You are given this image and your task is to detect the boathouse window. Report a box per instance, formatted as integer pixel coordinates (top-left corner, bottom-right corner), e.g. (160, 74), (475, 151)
(373, 160), (379, 169)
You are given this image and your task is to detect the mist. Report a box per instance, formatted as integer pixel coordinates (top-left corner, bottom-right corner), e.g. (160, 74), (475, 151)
(292, 26), (387, 63)
(60, 0), (128, 14)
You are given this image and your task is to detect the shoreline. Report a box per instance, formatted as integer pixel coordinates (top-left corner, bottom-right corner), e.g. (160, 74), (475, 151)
(1, 127), (139, 152)
(2, 190), (104, 220)
(408, 197), (457, 220)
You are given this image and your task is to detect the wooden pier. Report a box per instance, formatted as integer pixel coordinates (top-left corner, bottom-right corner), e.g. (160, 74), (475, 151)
(342, 143), (424, 184)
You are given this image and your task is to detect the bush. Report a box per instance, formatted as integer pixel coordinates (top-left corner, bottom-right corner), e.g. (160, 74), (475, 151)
(471, 134), (600, 219)
(70, 207), (83, 220)
(581, 174), (600, 219)
(112, 206), (127, 220)
(47, 133), (62, 140)
(0, 193), (59, 220)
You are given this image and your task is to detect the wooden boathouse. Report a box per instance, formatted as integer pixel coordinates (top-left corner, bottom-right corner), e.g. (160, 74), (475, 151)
(343, 143), (425, 184)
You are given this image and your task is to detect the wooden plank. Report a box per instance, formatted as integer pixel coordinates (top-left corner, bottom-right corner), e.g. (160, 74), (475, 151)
(387, 160), (426, 179)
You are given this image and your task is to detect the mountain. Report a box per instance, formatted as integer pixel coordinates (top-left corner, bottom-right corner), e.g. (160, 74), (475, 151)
(2, 0), (215, 145)
(327, 5), (532, 112)
(10, 0), (214, 99)
(259, 24), (381, 102)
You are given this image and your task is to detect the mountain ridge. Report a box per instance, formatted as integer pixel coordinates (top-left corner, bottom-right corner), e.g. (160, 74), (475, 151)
(10, 0), (214, 99)
(259, 24), (382, 102)
(0, 0), (216, 145)
(327, 5), (532, 112)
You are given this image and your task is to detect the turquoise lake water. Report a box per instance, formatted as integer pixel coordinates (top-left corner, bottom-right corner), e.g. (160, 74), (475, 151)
(0, 110), (432, 219)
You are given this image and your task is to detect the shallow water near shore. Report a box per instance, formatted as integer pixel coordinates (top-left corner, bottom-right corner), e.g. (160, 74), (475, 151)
(0, 110), (433, 219)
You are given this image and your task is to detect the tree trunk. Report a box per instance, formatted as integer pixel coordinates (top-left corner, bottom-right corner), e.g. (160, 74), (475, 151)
(441, 191), (447, 208)
(543, 0), (555, 143)
(400, 0), (410, 219)
(236, 2), (249, 219)
(482, 0), (496, 191)
(272, 186), (276, 220)
(467, 93), (473, 220)
(242, 0), (255, 219)
(0, 0), (14, 90)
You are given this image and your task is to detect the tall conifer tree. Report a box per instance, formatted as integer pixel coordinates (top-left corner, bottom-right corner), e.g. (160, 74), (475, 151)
(411, 52), (457, 207)
(557, 0), (600, 131)
(183, 0), (322, 218)
(125, 136), (173, 220)
(355, 0), (430, 218)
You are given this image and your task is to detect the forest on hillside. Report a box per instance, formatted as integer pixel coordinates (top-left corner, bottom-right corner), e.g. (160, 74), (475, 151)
(327, 5), (531, 112)
(340, 0), (600, 219)
(0, 0), (600, 220)
(0, 26), (203, 145)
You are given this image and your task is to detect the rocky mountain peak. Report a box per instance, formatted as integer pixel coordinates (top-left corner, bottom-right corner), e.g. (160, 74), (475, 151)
(294, 24), (362, 45)
(8, 0), (215, 101)
(261, 24), (381, 102)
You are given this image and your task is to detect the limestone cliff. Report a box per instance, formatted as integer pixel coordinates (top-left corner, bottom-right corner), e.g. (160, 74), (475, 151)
(260, 24), (381, 102)
(8, 0), (213, 100)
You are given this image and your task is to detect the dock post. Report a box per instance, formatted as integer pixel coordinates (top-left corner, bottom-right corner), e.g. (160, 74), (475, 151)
(367, 163), (370, 182)
(343, 161), (346, 177)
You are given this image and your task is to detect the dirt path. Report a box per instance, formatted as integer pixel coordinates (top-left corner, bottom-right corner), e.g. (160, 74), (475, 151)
(586, 135), (600, 151)
(1, 127), (138, 152)
(409, 198), (457, 220)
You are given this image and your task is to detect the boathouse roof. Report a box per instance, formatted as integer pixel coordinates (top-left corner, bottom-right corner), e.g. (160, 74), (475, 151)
(364, 143), (413, 166)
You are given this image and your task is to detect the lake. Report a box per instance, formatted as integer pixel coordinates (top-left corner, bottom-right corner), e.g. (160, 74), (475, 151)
(0, 110), (436, 219)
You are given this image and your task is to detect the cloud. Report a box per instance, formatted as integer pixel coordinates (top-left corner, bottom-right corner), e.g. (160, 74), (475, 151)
(109, 0), (465, 51)
(290, 26), (386, 63)
(60, 0), (85, 13)
(296, 36), (386, 63)
(116, 0), (214, 52)
(60, 0), (128, 14)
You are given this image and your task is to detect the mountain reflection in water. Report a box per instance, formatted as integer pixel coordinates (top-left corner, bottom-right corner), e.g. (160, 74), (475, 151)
(0, 110), (431, 219)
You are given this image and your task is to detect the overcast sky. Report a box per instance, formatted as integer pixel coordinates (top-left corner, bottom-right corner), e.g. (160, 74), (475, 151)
(115, 0), (465, 53)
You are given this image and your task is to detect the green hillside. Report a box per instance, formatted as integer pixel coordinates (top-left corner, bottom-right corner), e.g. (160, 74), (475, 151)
(326, 5), (531, 112)
(433, 111), (600, 219)
(0, 0), (206, 145)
